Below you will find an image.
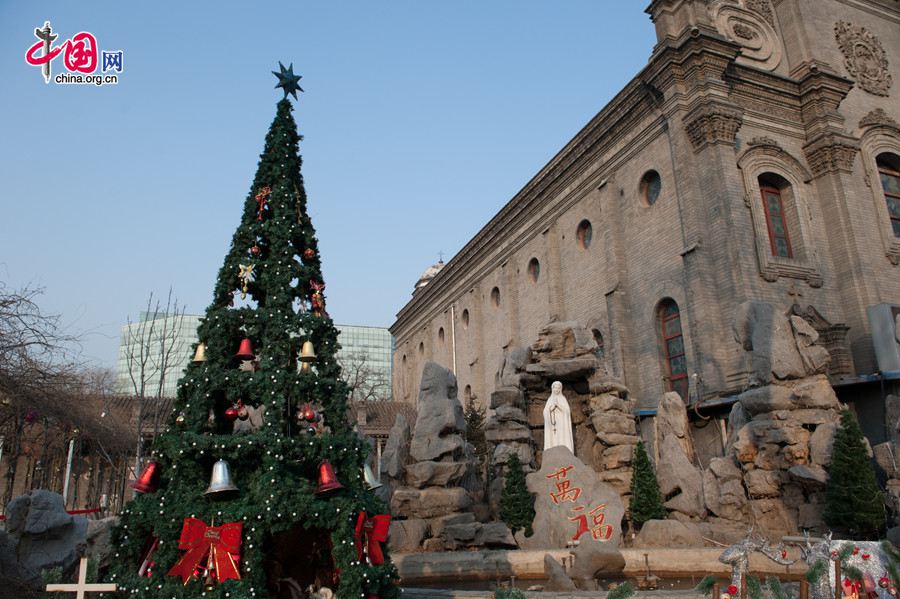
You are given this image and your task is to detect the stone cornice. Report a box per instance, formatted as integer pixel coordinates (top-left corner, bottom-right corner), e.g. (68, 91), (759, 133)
(859, 108), (900, 137)
(684, 99), (744, 151)
(804, 132), (860, 177)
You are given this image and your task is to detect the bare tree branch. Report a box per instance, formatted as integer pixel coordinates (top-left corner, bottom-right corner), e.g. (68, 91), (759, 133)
(338, 350), (391, 402)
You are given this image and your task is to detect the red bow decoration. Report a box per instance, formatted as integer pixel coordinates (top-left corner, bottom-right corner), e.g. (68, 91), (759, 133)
(355, 512), (390, 565)
(167, 518), (243, 584)
(843, 578), (862, 599)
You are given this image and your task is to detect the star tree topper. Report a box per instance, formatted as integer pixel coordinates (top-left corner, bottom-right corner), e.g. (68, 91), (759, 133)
(272, 61), (303, 100)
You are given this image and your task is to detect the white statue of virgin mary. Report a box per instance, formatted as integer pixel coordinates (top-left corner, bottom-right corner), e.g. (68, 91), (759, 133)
(543, 380), (574, 453)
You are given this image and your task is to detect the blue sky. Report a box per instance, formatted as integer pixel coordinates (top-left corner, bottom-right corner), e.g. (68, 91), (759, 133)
(0, 2), (656, 368)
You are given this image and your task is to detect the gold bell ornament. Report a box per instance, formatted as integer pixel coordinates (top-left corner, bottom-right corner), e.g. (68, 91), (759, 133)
(192, 342), (208, 363)
(299, 340), (316, 373)
(204, 459), (239, 495)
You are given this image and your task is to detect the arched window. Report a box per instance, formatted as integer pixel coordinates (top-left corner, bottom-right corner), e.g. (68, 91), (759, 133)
(528, 258), (540, 282)
(576, 220), (593, 249)
(878, 153), (900, 237)
(438, 327), (445, 343)
(658, 299), (688, 400)
(462, 308), (470, 328)
(490, 287), (501, 307)
(591, 328), (605, 360)
(759, 174), (793, 258)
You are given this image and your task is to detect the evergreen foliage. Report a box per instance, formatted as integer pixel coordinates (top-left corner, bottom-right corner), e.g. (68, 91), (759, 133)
(607, 581), (636, 599)
(107, 96), (399, 598)
(493, 588), (527, 599)
(747, 575), (763, 599)
(499, 453), (535, 539)
(695, 575), (717, 596)
(824, 410), (885, 539)
(628, 441), (667, 526)
(767, 576), (787, 599)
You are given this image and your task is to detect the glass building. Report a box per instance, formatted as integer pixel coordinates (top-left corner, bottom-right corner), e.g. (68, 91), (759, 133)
(115, 314), (392, 400)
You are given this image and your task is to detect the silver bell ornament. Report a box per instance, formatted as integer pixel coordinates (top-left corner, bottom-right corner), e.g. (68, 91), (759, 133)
(204, 459), (239, 495)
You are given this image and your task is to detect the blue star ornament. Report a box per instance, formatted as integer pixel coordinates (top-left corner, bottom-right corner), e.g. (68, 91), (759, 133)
(273, 62), (304, 100)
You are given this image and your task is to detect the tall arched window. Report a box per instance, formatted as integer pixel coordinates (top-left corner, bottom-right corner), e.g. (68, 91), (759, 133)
(658, 299), (688, 400)
(877, 153), (900, 237)
(759, 174), (793, 258)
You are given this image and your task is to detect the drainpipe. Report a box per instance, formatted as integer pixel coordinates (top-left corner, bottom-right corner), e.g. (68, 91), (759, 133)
(450, 305), (458, 376)
(62, 438), (75, 508)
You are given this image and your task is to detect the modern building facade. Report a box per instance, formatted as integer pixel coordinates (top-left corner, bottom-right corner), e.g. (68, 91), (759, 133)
(116, 314), (392, 400)
(391, 0), (900, 413)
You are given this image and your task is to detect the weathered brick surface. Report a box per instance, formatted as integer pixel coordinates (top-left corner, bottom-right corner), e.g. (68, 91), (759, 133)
(391, 0), (900, 410)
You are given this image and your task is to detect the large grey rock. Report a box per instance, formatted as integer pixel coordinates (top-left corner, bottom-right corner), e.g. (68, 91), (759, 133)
(748, 499), (797, 537)
(634, 519), (704, 548)
(525, 357), (599, 381)
(592, 413), (636, 436)
(809, 422), (837, 466)
(887, 395), (900, 444)
(381, 413), (411, 479)
(657, 434), (705, 518)
(429, 513), (475, 539)
(733, 301), (806, 383)
(657, 392), (695, 461)
(791, 376), (840, 410)
(490, 387), (526, 409)
(5, 490), (88, 579)
(492, 443), (534, 467)
(441, 521), (479, 548)
(404, 461), (469, 487)
(874, 442), (900, 479)
(726, 402), (751, 451)
(790, 315), (831, 375)
(788, 464), (828, 489)
(485, 419), (532, 442)
(737, 385), (795, 415)
(568, 541), (626, 590)
(410, 362), (467, 462)
(590, 394), (626, 415)
(703, 457), (746, 520)
(519, 446), (624, 550)
(496, 347), (532, 388)
(745, 469), (785, 498)
(85, 516), (118, 569)
(475, 522), (517, 547)
(531, 321), (599, 360)
(390, 487), (472, 519)
(494, 405), (527, 422)
(388, 518), (429, 553)
(543, 553), (577, 591)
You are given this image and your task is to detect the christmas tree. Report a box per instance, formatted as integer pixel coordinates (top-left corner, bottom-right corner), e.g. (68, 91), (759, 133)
(628, 441), (667, 527)
(499, 453), (535, 541)
(824, 409), (885, 539)
(106, 64), (399, 598)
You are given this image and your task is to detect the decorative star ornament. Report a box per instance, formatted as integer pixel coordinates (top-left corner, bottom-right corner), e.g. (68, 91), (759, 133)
(272, 62), (303, 100)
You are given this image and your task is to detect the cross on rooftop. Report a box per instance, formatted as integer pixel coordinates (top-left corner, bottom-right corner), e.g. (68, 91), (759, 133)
(46, 557), (117, 598)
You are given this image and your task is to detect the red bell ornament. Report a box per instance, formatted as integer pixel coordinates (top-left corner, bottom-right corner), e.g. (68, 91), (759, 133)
(132, 460), (162, 493)
(314, 460), (344, 495)
(224, 405), (240, 422)
(235, 338), (255, 360)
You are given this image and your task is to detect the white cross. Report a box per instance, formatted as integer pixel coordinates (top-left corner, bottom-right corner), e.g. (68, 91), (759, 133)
(46, 557), (117, 598)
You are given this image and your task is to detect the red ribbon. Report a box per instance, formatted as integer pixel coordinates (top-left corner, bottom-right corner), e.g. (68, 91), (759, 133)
(355, 512), (390, 565)
(167, 518), (243, 584)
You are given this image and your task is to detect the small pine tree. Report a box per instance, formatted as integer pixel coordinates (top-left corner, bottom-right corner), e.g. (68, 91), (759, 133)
(629, 441), (667, 527)
(500, 453), (535, 540)
(824, 409), (885, 539)
(464, 395), (488, 471)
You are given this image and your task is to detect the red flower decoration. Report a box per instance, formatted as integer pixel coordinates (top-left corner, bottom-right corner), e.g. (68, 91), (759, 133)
(782, 549), (788, 559)
(728, 585), (739, 595)
(853, 547), (861, 555)
(863, 554), (871, 560)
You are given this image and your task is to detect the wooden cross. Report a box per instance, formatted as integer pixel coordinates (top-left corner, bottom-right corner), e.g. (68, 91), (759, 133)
(46, 557), (117, 598)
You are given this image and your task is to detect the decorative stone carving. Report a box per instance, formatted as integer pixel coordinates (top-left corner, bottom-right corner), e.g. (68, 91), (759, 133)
(744, 0), (775, 27)
(715, 3), (782, 71)
(804, 133), (859, 177)
(859, 109), (900, 135)
(684, 102), (743, 151)
(834, 21), (892, 97)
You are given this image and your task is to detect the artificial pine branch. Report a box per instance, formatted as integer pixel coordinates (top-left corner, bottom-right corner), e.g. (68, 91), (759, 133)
(608, 581), (636, 599)
(767, 576), (788, 599)
(696, 576), (717, 596)
(747, 575), (763, 599)
(806, 560), (827, 584)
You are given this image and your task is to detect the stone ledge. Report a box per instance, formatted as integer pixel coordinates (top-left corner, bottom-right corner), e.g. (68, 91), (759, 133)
(394, 548), (808, 585)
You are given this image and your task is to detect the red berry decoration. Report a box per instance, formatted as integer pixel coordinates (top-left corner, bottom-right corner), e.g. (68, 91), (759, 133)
(880, 577), (890, 588)
(863, 554), (871, 560)
(303, 248), (315, 260)
(728, 585), (738, 595)
(853, 547), (860, 555)
(250, 244), (261, 256)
